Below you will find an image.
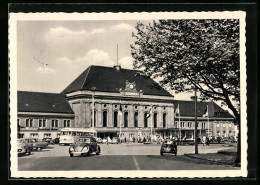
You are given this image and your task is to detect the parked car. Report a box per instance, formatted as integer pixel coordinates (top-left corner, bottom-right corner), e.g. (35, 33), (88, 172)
(160, 140), (177, 156)
(42, 138), (54, 144)
(17, 138), (33, 155)
(111, 137), (119, 144)
(96, 137), (103, 143)
(69, 137), (101, 157)
(53, 138), (60, 144)
(102, 138), (108, 144)
(24, 138), (48, 151)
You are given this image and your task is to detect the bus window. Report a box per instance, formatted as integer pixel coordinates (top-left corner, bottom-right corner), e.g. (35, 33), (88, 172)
(72, 132), (76, 136)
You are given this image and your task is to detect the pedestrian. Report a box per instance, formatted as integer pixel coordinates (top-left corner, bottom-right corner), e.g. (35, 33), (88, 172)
(124, 137), (126, 143)
(202, 135), (206, 146)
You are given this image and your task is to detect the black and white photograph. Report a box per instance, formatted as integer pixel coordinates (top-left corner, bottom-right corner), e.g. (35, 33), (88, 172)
(9, 11), (247, 178)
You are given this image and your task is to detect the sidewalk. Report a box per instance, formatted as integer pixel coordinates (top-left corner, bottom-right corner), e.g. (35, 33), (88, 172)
(184, 149), (239, 166)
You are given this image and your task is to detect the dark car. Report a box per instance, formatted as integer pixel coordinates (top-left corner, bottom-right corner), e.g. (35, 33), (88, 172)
(69, 137), (101, 157)
(53, 138), (60, 144)
(42, 138), (54, 144)
(24, 138), (48, 151)
(160, 140), (177, 156)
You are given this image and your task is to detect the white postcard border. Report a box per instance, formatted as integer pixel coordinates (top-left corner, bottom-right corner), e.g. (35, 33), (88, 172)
(9, 11), (247, 178)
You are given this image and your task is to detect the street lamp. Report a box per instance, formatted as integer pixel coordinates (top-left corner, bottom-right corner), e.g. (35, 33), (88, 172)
(91, 86), (96, 130)
(191, 87), (198, 154)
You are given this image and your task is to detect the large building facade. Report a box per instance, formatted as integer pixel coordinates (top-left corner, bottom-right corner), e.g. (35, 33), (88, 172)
(17, 65), (237, 141)
(62, 65), (175, 140)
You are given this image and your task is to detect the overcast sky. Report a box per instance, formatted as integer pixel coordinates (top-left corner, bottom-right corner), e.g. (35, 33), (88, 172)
(17, 20), (198, 101)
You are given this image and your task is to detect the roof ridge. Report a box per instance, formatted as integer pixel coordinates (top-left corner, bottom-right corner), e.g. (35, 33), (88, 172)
(81, 66), (92, 90)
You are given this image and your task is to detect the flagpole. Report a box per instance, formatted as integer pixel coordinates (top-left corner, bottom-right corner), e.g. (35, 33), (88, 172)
(119, 100), (122, 140)
(178, 104), (181, 141)
(207, 105), (209, 137)
(150, 107), (153, 142)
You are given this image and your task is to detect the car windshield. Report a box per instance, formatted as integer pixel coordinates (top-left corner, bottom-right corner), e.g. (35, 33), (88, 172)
(78, 138), (91, 143)
(162, 144), (174, 147)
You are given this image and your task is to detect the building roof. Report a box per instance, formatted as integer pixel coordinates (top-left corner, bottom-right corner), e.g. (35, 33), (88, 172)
(61, 65), (173, 97)
(18, 91), (74, 114)
(174, 100), (234, 119)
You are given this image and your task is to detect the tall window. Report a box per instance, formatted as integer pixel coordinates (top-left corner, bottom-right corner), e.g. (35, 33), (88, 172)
(64, 120), (70, 127)
(153, 113), (157, 128)
(134, 112), (138, 127)
(39, 119), (46, 127)
(52, 120), (59, 128)
(124, 112), (128, 127)
(144, 113), (148, 128)
(163, 113), (167, 128)
(26, 119), (33, 127)
(91, 110), (97, 127)
(103, 111), (107, 127)
(114, 111), (118, 127)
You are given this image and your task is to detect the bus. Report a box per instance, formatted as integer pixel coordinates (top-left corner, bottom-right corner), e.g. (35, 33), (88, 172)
(59, 128), (97, 145)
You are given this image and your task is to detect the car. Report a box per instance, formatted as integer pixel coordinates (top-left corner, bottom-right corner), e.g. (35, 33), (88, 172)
(102, 138), (108, 144)
(96, 137), (103, 143)
(42, 138), (54, 144)
(111, 137), (119, 144)
(160, 140), (177, 156)
(69, 137), (101, 157)
(53, 137), (60, 144)
(24, 138), (48, 151)
(17, 138), (33, 155)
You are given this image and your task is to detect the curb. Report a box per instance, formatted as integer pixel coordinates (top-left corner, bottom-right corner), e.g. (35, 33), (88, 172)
(184, 153), (239, 166)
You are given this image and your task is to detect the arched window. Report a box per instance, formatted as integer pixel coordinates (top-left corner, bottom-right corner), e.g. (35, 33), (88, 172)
(114, 111), (118, 127)
(91, 110), (97, 127)
(124, 112), (128, 127)
(153, 113), (157, 128)
(144, 113), (148, 128)
(134, 112), (138, 127)
(163, 113), (167, 128)
(103, 111), (107, 127)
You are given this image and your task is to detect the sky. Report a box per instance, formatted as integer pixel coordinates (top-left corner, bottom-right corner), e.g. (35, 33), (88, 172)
(17, 20), (194, 100)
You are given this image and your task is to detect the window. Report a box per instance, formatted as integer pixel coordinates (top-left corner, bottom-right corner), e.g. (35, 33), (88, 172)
(26, 119), (33, 127)
(114, 111), (118, 127)
(39, 119), (46, 127)
(52, 120), (59, 128)
(30, 133), (38, 138)
(64, 120), (71, 127)
(153, 113), (157, 128)
(44, 133), (51, 138)
(103, 111), (107, 127)
(124, 112), (128, 127)
(144, 113), (148, 128)
(174, 121), (178, 128)
(217, 123), (220, 127)
(229, 123), (231, 127)
(17, 119), (20, 125)
(223, 124), (226, 127)
(134, 112), (138, 127)
(163, 113), (167, 128)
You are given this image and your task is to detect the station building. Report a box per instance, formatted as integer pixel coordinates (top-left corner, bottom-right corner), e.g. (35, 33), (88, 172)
(17, 65), (237, 141)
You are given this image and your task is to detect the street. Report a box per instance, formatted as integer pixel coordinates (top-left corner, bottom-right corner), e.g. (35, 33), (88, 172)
(18, 143), (239, 171)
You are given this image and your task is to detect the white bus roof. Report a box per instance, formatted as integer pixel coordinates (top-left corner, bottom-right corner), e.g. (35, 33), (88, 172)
(60, 128), (97, 133)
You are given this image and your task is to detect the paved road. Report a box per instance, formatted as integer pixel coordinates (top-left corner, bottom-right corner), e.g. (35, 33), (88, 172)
(18, 143), (238, 171)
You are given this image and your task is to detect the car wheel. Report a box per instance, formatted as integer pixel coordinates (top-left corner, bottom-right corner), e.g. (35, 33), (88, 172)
(160, 152), (163, 156)
(28, 149), (31, 155)
(96, 146), (101, 155)
(87, 149), (92, 156)
(70, 153), (73, 157)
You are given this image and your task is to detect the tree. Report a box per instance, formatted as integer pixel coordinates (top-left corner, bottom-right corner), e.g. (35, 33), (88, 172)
(131, 19), (241, 164)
